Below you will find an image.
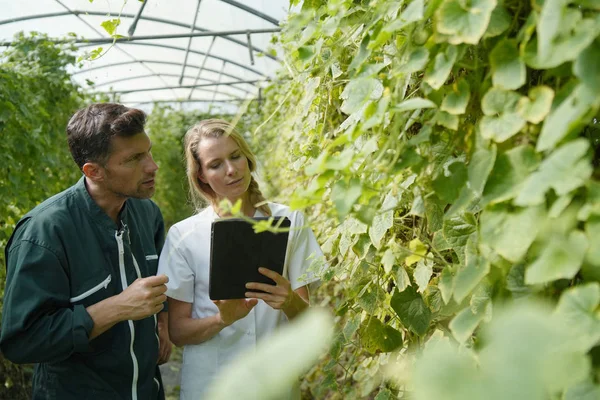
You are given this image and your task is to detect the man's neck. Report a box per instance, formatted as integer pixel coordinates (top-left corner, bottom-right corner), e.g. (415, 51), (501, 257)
(84, 178), (127, 224)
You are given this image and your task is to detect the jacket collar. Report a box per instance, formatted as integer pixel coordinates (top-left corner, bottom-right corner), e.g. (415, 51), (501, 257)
(74, 176), (129, 232)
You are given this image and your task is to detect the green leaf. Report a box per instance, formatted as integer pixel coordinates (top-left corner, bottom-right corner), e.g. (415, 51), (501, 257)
(395, 266), (411, 292)
(585, 218), (600, 266)
(438, 266), (455, 304)
(433, 110), (459, 130)
(432, 161), (468, 203)
(206, 309), (333, 399)
(443, 214), (476, 249)
(483, 4), (511, 38)
(468, 137), (497, 195)
(435, 0), (497, 45)
(480, 204), (545, 263)
(424, 45), (458, 90)
(525, 230), (588, 284)
(516, 139), (592, 206)
(397, 47), (429, 74)
(574, 39), (600, 92)
(391, 286), (432, 336)
(297, 46), (315, 61)
(424, 194), (444, 232)
(384, 0), (424, 32)
(414, 256), (434, 293)
(343, 314), (361, 340)
(441, 79), (470, 115)
(332, 178), (362, 218)
(381, 248), (396, 273)
(359, 317), (403, 353)
(358, 284), (386, 314)
(490, 39), (526, 90)
(449, 304), (488, 343)
(564, 380), (600, 400)
(340, 78), (384, 115)
(393, 97), (436, 112)
(100, 19), (120, 36)
(554, 283), (600, 353)
(537, 84), (599, 152)
(516, 86), (554, 124)
(482, 145), (540, 205)
(479, 88), (525, 142)
(369, 193), (397, 249)
(453, 256), (490, 303)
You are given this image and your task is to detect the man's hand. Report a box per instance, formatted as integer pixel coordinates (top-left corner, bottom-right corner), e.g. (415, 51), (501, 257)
(157, 312), (172, 365)
(117, 274), (169, 321)
(213, 298), (258, 326)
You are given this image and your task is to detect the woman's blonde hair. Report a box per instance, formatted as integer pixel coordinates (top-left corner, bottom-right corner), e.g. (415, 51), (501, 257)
(184, 119), (271, 216)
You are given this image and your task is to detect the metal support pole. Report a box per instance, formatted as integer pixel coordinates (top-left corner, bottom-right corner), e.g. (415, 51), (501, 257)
(179, 0), (203, 85)
(127, 0), (148, 37)
(100, 79), (265, 95)
(188, 36), (216, 99)
(0, 28), (281, 46)
(246, 31), (255, 66)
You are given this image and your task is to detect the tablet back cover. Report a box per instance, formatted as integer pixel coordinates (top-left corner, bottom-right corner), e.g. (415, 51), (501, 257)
(209, 216), (291, 300)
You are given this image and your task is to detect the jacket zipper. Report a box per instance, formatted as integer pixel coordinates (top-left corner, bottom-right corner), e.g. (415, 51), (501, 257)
(131, 255), (161, 394)
(69, 274), (111, 303)
(115, 228), (139, 400)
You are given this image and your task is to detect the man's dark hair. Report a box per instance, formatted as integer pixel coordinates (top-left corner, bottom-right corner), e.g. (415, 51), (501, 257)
(66, 103), (147, 169)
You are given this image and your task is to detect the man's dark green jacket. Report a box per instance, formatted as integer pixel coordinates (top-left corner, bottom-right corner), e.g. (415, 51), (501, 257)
(0, 177), (166, 400)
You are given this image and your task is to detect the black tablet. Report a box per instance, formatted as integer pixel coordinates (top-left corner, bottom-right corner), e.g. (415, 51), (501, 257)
(209, 216), (291, 300)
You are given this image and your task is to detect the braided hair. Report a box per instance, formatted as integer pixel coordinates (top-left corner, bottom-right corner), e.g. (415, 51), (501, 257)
(184, 119), (271, 216)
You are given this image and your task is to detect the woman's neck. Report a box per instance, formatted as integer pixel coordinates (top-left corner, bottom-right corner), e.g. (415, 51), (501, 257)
(215, 193), (255, 217)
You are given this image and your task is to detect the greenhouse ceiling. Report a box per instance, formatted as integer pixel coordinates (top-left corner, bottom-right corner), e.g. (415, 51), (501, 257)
(0, 0), (292, 113)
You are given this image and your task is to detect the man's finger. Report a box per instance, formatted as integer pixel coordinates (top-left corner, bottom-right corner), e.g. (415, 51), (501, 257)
(245, 291), (277, 302)
(145, 274), (169, 286)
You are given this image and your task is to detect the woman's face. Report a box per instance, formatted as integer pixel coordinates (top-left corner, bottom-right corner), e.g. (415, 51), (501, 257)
(197, 135), (252, 203)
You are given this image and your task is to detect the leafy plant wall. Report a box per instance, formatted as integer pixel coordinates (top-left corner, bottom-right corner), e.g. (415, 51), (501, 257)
(249, 0), (600, 398)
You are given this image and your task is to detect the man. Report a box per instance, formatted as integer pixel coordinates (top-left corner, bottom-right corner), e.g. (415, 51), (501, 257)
(0, 103), (172, 399)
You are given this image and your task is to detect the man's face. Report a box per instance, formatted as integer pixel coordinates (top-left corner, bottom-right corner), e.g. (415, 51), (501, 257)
(102, 132), (158, 199)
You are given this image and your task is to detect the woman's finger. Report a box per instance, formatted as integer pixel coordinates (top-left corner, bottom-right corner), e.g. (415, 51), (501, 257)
(257, 267), (287, 285)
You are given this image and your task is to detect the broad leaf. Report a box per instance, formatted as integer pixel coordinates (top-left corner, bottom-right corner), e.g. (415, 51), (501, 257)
(483, 4), (511, 38)
(554, 283), (600, 353)
(537, 84), (599, 152)
(525, 230), (588, 284)
(391, 286), (432, 335)
(384, 0), (424, 33)
(479, 88), (526, 142)
(359, 317), (403, 353)
(397, 47), (429, 74)
(482, 145), (540, 205)
(516, 86), (554, 124)
(479, 204), (545, 263)
(453, 256), (490, 303)
(414, 256), (434, 293)
(393, 97), (436, 112)
(340, 78), (384, 115)
(490, 39), (525, 90)
(436, 0), (497, 45)
(332, 178), (363, 218)
(516, 139), (592, 206)
(406, 238), (428, 266)
(424, 45), (458, 90)
(574, 39), (600, 92)
(449, 303), (488, 343)
(432, 161), (468, 203)
(441, 79), (470, 115)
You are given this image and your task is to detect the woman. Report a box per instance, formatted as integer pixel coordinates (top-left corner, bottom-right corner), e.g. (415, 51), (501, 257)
(157, 119), (323, 399)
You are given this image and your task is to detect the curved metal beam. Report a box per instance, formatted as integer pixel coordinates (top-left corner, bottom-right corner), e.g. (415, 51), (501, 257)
(99, 79), (266, 95)
(93, 73), (249, 97)
(131, 98), (253, 106)
(0, 11), (278, 61)
(72, 60), (254, 93)
(92, 73), (252, 95)
(218, 0), (279, 26)
(76, 41), (266, 77)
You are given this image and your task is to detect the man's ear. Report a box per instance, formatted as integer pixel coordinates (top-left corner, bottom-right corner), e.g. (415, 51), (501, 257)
(197, 170), (208, 184)
(82, 162), (104, 182)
